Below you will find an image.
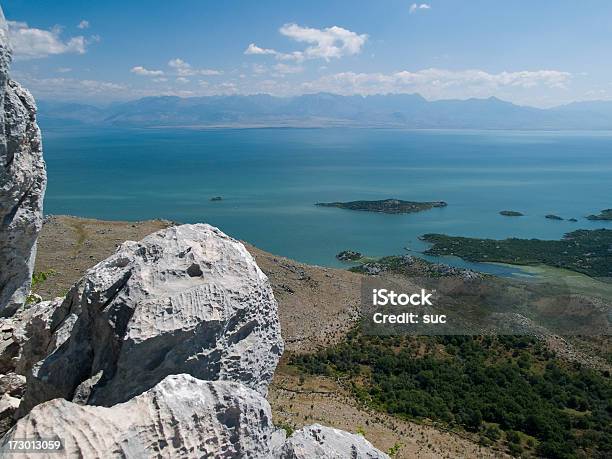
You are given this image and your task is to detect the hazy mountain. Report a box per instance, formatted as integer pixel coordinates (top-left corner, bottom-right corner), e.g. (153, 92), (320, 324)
(36, 93), (612, 130)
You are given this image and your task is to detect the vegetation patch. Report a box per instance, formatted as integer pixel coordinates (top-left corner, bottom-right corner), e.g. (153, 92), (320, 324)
(422, 229), (612, 278)
(291, 331), (612, 458)
(587, 209), (612, 221)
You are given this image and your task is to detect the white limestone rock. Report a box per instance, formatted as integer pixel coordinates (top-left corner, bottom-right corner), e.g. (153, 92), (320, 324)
(277, 424), (389, 459)
(3, 374), (285, 458)
(20, 224), (283, 414)
(0, 8), (47, 316)
(0, 298), (65, 377)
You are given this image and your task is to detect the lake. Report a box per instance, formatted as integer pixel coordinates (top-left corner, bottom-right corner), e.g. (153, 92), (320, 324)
(41, 126), (612, 273)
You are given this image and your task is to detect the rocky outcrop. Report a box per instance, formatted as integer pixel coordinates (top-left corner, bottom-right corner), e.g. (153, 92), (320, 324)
(0, 9), (47, 316)
(3, 374), (286, 458)
(0, 223), (388, 457)
(278, 424), (389, 459)
(20, 224), (283, 413)
(0, 296), (69, 436)
(3, 375), (387, 459)
(0, 298), (65, 378)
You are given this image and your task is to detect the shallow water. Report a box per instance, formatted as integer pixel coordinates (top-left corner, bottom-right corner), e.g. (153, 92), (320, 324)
(42, 126), (612, 273)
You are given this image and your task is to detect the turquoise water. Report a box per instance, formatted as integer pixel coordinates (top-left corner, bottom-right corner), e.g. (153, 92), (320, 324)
(42, 127), (612, 272)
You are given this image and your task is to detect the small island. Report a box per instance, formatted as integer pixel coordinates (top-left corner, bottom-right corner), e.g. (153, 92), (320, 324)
(545, 214), (563, 221)
(569, 218), (578, 222)
(500, 210), (524, 217)
(587, 208), (612, 221)
(315, 199), (447, 214)
(336, 250), (362, 261)
(210, 196), (223, 202)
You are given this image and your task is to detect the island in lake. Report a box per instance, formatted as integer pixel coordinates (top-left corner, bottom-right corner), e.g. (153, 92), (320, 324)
(587, 208), (612, 221)
(500, 210), (524, 217)
(316, 199), (447, 214)
(336, 250), (362, 261)
(421, 229), (612, 277)
(545, 214), (563, 220)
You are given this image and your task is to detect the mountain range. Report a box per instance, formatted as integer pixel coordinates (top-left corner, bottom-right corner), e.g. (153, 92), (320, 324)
(37, 93), (612, 130)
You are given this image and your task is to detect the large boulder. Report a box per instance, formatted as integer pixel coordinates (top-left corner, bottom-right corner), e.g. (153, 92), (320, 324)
(3, 374), (285, 458)
(0, 9), (47, 316)
(278, 424), (389, 459)
(20, 224), (283, 414)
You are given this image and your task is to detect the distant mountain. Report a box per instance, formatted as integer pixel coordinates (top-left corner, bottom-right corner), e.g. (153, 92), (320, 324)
(36, 93), (612, 130)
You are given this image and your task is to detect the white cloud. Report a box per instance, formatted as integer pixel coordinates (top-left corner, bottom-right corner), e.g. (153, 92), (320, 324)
(16, 73), (205, 101)
(56, 67), (72, 73)
(245, 43), (277, 56)
(279, 23), (367, 60)
(8, 21), (87, 59)
(176, 77), (190, 84)
(19, 76), (127, 99)
(273, 63), (303, 75)
(301, 68), (572, 98)
(130, 66), (165, 77)
(245, 23), (367, 63)
(168, 58), (222, 76)
(251, 63), (268, 75)
(410, 3), (431, 14)
(77, 20), (90, 29)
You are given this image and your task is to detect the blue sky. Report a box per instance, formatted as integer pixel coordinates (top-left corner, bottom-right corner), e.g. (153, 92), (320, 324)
(3, 0), (612, 107)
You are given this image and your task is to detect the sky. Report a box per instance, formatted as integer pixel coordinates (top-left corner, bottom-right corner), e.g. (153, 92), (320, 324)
(2, 0), (612, 107)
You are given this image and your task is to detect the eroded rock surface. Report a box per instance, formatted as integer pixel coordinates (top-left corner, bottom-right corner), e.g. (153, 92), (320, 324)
(3, 374), (286, 458)
(4, 374), (390, 459)
(278, 424), (389, 459)
(0, 298), (65, 377)
(0, 9), (47, 316)
(20, 224), (283, 414)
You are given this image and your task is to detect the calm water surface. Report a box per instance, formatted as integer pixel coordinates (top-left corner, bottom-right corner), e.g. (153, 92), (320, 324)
(42, 127), (612, 273)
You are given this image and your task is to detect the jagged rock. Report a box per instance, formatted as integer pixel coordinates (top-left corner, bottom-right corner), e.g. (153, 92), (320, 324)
(0, 9), (47, 316)
(277, 424), (389, 459)
(20, 224), (283, 414)
(0, 298), (65, 376)
(3, 375), (390, 459)
(3, 374), (285, 458)
(0, 393), (19, 436)
(0, 298), (64, 436)
(0, 373), (25, 397)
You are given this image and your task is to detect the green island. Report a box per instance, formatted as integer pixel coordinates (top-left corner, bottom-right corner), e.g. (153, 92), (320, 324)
(500, 210), (524, 217)
(421, 229), (612, 278)
(315, 198), (447, 214)
(291, 331), (612, 459)
(349, 253), (481, 278)
(587, 209), (612, 221)
(545, 214), (564, 221)
(336, 250), (362, 261)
